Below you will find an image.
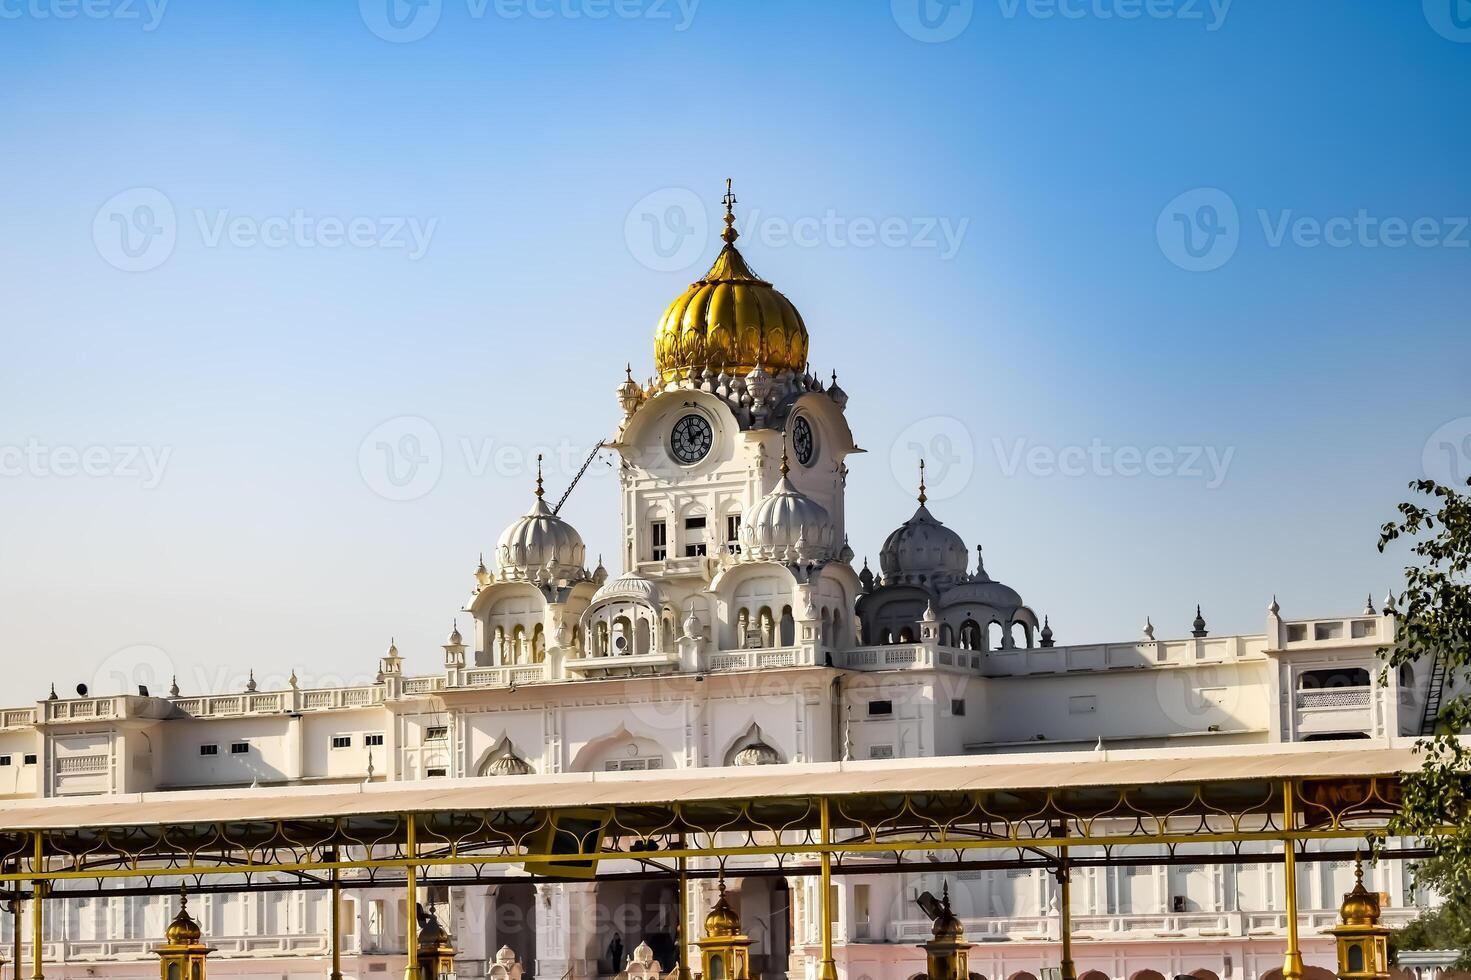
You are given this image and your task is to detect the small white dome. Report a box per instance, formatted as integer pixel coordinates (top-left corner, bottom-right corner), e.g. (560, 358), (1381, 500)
(496, 495), (586, 582)
(733, 739), (781, 766)
(742, 465), (835, 563)
(879, 503), (968, 586)
(942, 578), (1024, 610)
(589, 570), (666, 607)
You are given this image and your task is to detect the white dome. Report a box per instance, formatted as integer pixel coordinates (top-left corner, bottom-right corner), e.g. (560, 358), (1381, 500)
(942, 578), (1024, 610)
(590, 570), (666, 607)
(879, 503), (968, 586)
(496, 495), (587, 582)
(741, 470), (835, 563)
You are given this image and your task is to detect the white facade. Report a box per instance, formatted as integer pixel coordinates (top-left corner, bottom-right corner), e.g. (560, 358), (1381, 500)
(1, 224), (1447, 980)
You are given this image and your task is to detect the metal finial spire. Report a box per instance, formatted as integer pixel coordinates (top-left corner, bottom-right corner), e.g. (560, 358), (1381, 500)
(534, 453), (545, 499)
(918, 459), (928, 505)
(721, 178), (739, 245)
(779, 433), (791, 477)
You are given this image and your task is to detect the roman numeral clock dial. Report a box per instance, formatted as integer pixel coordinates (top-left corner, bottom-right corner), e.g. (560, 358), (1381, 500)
(670, 413), (713, 464)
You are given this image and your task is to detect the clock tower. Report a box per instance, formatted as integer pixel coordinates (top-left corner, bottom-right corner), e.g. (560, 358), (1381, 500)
(606, 182), (859, 619)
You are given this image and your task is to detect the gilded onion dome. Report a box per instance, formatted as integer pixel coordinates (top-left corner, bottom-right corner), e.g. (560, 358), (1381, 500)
(704, 880), (742, 937)
(496, 456), (587, 582)
(1338, 859), (1381, 927)
(654, 181), (809, 382)
(164, 894), (203, 945)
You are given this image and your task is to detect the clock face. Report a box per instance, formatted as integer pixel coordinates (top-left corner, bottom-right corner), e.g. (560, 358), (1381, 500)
(670, 413), (714, 464)
(792, 416), (816, 467)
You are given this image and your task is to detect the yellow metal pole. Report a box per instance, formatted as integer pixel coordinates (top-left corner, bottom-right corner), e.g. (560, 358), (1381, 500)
(1282, 782), (1304, 980)
(29, 835), (42, 980)
(11, 894), (21, 980)
(330, 866), (343, 980)
(404, 816), (418, 980)
(1057, 848), (1077, 980)
(819, 798), (837, 980)
(675, 855), (690, 980)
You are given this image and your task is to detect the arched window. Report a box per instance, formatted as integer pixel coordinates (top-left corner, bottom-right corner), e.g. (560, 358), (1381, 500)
(987, 621), (1003, 652)
(960, 619), (981, 650)
(636, 617), (652, 655)
(779, 606), (795, 646)
(511, 625), (526, 664)
(898, 626), (914, 643)
(612, 616), (632, 656)
(530, 624), (545, 663)
(832, 610), (845, 650)
(737, 609), (750, 649)
(661, 615), (675, 651)
(939, 623), (954, 646)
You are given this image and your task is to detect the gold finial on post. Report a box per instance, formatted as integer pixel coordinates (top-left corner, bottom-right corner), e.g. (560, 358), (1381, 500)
(918, 459), (928, 505)
(534, 453), (545, 499)
(779, 434), (791, 477)
(721, 178), (739, 245)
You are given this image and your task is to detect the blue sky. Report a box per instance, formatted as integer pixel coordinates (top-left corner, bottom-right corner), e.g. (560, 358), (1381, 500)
(1, 0), (1469, 698)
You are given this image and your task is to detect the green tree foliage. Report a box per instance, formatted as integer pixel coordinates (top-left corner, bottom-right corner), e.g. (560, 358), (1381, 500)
(1378, 479), (1471, 906)
(1390, 858), (1471, 967)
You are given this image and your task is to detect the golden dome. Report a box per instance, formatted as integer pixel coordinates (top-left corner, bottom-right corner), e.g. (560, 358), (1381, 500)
(164, 896), (203, 945)
(654, 182), (809, 382)
(1338, 859), (1381, 927)
(930, 883), (965, 941)
(704, 881), (742, 938)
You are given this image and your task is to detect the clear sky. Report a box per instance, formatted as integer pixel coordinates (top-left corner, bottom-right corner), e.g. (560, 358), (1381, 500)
(2, 0), (1469, 700)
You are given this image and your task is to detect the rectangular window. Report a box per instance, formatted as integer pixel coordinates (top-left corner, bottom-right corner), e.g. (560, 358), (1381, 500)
(426, 767), (447, 778)
(950, 698), (966, 717)
(726, 513), (741, 553)
(425, 726), (448, 741)
(199, 745), (219, 757)
(0, 756), (10, 766)
(684, 542), (707, 557)
(867, 699), (893, 716)
(22, 754), (35, 766)
(230, 742), (249, 755)
(684, 516), (706, 530)
(604, 757), (664, 772)
(331, 735), (352, 750)
(365, 733), (385, 747)
(868, 745), (894, 759)
(683, 515), (707, 557)
(650, 520), (667, 561)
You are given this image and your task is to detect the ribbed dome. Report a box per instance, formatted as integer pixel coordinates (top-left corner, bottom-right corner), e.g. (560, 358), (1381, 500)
(1338, 862), (1381, 927)
(164, 899), (202, 945)
(590, 570), (666, 607)
(485, 741), (534, 777)
(741, 463), (835, 563)
(880, 503), (968, 586)
(654, 186), (808, 382)
(497, 495), (586, 582)
(943, 578), (1024, 610)
(704, 883), (742, 938)
(733, 739), (781, 766)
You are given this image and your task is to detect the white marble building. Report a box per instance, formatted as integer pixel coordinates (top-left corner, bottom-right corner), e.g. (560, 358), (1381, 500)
(0, 195), (1446, 980)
